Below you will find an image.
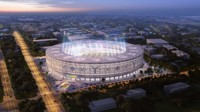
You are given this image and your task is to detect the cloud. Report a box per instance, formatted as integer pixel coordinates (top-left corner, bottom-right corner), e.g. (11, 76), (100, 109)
(0, 0), (76, 7)
(36, 0), (76, 7)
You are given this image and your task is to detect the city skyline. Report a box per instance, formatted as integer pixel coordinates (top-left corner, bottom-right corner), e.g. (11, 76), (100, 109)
(0, 0), (200, 15)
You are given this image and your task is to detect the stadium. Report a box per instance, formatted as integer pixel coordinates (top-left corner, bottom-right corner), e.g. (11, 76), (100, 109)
(46, 40), (144, 82)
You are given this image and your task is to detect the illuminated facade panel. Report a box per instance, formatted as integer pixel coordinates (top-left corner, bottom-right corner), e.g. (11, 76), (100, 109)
(46, 40), (144, 82)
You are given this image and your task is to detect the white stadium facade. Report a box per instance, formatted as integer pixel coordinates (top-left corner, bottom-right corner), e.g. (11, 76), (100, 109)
(46, 40), (144, 83)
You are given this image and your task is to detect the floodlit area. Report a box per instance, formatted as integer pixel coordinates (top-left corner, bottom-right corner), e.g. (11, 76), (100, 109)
(46, 40), (144, 83)
(62, 41), (126, 57)
(13, 31), (64, 112)
(36, 56), (171, 93)
(33, 40), (171, 92)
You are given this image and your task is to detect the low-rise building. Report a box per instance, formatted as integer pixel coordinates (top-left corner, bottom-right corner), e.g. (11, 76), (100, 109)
(33, 38), (58, 44)
(124, 88), (146, 99)
(172, 50), (190, 59)
(89, 98), (117, 112)
(164, 82), (190, 95)
(162, 45), (177, 51)
(162, 45), (190, 59)
(67, 35), (90, 41)
(147, 39), (169, 47)
(151, 54), (164, 60)
(143, 46), (157, 56)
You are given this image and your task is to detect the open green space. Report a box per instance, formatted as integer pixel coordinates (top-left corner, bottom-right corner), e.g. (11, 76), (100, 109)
(0, 35), (38, 99)
(61, 69), (200, 112)
(156, 99), (200, 112)
(18, 98), (46, 112)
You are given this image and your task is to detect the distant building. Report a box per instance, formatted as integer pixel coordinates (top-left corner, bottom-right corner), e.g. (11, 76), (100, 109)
(61, 28), (83, 36)
(143, 46), (157, 56)
(60, 28), (78, 32)
(147, 39), (169, 47)
(162, 45), (190, 59)
(0, 28), (9, 32)
(129, 28), (138, 32)
(162, 45), (177, 51)
(193, 48), (200, 55)
(133, 36), (145, 39)
(89, 98), (117, 112)
(122, 32), (136, 37)
(67, 35), (90, 41)
(138, 31), (149, 36)
(151, 54), (164, 60)
(31, 34), (44, 39)
(124, 88), (146, 99)
(33, 38), (58, 44)
(172, 50), (190, 59)
(164, 82), (190, 95)
(53, 32), (61, 37)
(0, 33), (4, 37)
(126, 35), (145, 40)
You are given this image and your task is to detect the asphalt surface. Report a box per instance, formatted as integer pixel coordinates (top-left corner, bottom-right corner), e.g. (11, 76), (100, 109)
(0, 50), (19, 112)
(13, 31), (65, 112)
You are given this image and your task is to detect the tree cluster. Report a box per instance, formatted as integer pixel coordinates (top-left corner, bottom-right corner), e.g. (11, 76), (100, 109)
(0, 36), (38, 99)
(60, 73), (190, 112)
(0, 76), (3, 103)
(18, 98), (46, 112)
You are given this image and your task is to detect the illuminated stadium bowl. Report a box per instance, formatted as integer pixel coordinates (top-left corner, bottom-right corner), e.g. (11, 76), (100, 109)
(46, 40), (144, 82)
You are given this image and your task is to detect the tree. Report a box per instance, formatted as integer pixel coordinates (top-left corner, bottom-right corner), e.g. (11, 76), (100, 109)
(140, 70), (143, 75)
(21, 81), (31, 91)
(102, 78), (105, 82)
(147, 68), (154, 75)
(121, 100), (134, 112)
(31, 43), (40, 54)
(116, 95), (124, 107)
(18, 98), (46, 112)
(65, 104), (72, 112)
(121, 99), (155, 112)
(39, 61), (43, 66)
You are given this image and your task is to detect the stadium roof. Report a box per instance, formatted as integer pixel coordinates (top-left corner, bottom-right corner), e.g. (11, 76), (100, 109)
(46, 40), (144, 64)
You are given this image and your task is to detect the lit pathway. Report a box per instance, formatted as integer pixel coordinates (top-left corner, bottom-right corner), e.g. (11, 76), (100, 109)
(0, 50), (19, 112)
(13, 31), (65, 112)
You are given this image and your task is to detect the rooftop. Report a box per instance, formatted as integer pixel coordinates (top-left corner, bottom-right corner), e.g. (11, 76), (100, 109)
(127, 88), (146, 95)
(172, 50), (189, 57)
(147, 39), (169, 44)
(163, 45), (177, 50)
(89, 98), (116, 108)
(164, 82), (190, 94)
(46, 40), (144, 64)
(33, 38), (57, 42)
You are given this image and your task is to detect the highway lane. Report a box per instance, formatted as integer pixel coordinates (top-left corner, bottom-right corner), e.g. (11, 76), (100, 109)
(13, 31), (65, 112)
(0, 50), (19, 112)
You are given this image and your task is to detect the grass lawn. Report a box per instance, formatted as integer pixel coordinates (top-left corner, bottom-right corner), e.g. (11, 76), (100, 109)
(155, 99), (200, 112)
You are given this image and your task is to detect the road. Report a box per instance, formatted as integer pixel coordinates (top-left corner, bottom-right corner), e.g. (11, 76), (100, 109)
(0, 50), (19, 112)
(13, 31), (65, 112)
